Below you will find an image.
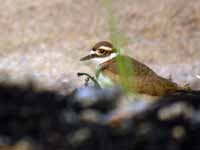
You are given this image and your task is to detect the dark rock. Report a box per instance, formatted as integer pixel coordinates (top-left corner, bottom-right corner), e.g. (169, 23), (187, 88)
(0, 83), (199, 150)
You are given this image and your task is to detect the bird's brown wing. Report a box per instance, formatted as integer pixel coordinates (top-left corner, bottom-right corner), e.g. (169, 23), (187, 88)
(100, 55), (180, 96)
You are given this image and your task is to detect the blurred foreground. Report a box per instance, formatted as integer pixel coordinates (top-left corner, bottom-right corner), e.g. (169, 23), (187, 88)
(0, 83), (200, 150)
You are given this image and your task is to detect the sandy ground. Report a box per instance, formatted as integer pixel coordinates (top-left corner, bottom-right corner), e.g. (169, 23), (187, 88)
(0, 0), (199, 91)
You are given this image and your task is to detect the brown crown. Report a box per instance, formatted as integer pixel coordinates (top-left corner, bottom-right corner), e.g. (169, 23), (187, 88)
(92, 41), (113, 51)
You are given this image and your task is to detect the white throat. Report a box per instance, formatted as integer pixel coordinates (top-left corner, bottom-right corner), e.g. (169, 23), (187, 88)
(91, 52), (118, 66)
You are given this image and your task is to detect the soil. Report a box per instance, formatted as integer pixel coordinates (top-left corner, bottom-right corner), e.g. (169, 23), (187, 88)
(0, 0), (199, 91)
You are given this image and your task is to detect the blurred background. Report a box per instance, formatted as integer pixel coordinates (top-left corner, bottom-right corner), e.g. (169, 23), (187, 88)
(0, 0), (200, 91)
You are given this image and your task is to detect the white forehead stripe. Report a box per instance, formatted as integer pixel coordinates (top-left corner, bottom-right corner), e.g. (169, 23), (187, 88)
(98, 46), (112, 51)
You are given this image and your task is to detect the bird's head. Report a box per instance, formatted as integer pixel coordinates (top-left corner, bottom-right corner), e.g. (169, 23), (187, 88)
(80, 41), (118, 65)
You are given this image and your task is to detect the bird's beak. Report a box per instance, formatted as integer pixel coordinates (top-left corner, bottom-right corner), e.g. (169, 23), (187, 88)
(80, 51), (96, 61)
(80, 54), (95, 61)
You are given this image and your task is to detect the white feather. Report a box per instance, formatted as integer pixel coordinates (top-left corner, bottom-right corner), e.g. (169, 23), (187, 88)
(97, 72), (114, 88)
(98, 46), (112, 51)
(91, 52), (118, 66)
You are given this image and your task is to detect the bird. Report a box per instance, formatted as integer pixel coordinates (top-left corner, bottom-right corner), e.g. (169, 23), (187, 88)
(80, 41), (188, 96)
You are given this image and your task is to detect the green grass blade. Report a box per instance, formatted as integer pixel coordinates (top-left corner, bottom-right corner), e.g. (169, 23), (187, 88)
(101, 0), (135, 93)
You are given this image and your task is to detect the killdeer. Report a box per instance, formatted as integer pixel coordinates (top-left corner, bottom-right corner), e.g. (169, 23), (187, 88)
(80, 41), (186, 96)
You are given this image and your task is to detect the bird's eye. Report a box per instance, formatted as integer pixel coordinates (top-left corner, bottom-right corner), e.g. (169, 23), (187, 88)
(99, 49), (105, 53)
(96, 49), (106, 55)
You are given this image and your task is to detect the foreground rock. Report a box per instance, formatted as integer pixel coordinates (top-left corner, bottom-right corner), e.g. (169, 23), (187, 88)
(0, 83), (199, 150)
